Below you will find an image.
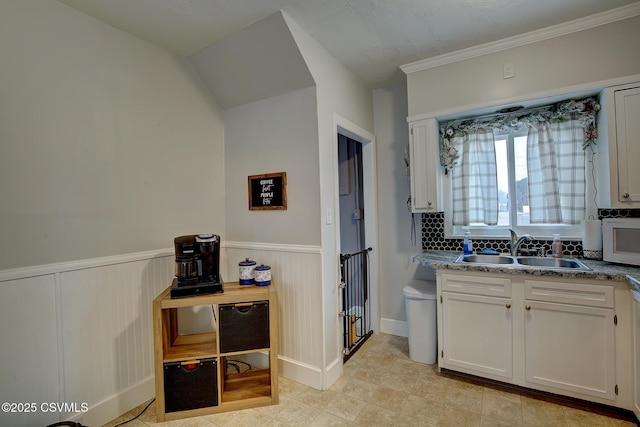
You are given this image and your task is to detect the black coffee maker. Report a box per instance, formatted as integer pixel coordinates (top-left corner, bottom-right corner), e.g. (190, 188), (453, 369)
(171, 234), (224, 298)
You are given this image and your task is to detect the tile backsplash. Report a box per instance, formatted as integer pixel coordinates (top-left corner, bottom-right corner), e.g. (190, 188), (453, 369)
(421, 208), (640, 257)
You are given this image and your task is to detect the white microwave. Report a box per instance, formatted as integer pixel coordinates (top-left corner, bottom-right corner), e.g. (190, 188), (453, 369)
(602, 218), (640, 266)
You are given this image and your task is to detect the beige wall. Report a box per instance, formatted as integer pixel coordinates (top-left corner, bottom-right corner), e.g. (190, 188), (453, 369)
(223, 86), (320, 245)
(285, 13), (375, 386)
(0, 0), (225, 270)
(406, 16), (640, 117)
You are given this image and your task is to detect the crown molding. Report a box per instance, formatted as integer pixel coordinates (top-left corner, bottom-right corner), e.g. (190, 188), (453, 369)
(401, 3), (640, 75)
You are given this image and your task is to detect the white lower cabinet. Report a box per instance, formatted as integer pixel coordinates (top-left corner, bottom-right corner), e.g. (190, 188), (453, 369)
(437, 270), (632, 410)
(632, 290), (640, 420)
(441, 292), (513, 379)
(523, 279), (616, 400)
(524, 300), (615, 399)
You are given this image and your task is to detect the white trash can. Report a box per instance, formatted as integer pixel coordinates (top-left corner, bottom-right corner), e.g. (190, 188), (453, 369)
(403, 279), (437, 364)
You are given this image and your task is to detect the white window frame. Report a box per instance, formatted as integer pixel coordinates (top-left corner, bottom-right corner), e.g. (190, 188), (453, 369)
(443, 129), (585, 240)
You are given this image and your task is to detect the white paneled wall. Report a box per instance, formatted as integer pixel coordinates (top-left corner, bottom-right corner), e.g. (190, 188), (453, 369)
(0, 251), (173, 427)
(0, 274), (60, 427)
(0, 243), (324, 426)
(224, 242), (324, 387)
(59, 255), (172, 425)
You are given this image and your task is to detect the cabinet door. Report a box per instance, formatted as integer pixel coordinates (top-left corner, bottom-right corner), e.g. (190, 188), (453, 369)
(633, 291), (640, 419)
(614, 86), (640, 204)
(441, 292), (513, 379)
(409, 118), (440, 212)
(524, 300), (616, 400)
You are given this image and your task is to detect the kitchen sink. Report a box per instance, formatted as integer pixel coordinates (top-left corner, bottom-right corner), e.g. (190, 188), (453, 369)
(515, 256), (589, 269)
(457, 254), (515, 264)
(455, 254), (590, 270)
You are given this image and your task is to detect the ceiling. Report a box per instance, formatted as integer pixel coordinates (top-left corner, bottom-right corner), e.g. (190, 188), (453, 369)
(57, 0), (640, 88)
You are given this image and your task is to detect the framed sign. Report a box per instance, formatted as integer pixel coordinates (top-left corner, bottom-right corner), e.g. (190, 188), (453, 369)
(248, 172), (287, 210)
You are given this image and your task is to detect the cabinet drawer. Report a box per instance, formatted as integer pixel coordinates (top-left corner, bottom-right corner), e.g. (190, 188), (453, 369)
(524, 280), (614, 308)
(441, 273), (511, 297)
(219, 301), (270, 353)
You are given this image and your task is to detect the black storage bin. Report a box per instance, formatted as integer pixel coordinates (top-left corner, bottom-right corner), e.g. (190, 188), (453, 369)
(163, 358), (218, 413)
(219, 301), (270, 353)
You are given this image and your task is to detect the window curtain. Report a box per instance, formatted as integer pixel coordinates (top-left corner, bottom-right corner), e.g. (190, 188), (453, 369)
(526, 117), (586, 224)
(450, 128), (498, 225)
(440, 97), (599, 227)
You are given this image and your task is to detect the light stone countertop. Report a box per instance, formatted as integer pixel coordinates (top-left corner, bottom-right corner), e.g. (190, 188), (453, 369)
(413, 251), (640, 291)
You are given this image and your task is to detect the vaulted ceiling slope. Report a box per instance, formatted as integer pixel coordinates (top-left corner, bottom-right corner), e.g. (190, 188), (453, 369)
(58, 0), (640, 89)
(187, 11), (314, 110)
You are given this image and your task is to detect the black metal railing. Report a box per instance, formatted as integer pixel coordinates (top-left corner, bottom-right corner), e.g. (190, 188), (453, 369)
(339, 247), (373, 362)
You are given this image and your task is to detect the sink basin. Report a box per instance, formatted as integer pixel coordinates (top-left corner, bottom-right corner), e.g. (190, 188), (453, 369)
(457, 254), (515, 264)
(455, 254), (591, 270)
(515, 257), (590, 269)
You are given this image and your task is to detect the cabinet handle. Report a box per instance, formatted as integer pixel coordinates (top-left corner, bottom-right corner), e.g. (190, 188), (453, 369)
(428, 201), (432, 206)
(525, 305), (531, 311)
(623, 193), (630, 199)
(505, 304), (511, 309)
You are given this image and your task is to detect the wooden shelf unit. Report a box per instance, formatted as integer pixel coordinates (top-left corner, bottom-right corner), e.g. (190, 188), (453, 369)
(153, 282), (278, 422)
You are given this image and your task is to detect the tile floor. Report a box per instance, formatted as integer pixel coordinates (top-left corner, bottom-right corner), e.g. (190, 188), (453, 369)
(104, 333), (638, 427)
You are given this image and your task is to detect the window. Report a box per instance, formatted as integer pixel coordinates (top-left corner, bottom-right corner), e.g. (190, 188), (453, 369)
(496, 132), (528, 227)
(441, 97), (600, 239)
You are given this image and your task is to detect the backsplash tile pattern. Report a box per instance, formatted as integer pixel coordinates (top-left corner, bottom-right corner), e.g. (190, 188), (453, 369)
(598, 208), (640, 219)
(421, 209), (640, 257)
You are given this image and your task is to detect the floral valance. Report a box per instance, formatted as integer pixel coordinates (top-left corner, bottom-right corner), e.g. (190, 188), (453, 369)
(439, 97), (601, 171)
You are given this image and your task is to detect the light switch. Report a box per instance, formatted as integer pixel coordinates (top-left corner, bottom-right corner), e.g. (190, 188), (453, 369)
(326, 208), (333, 225)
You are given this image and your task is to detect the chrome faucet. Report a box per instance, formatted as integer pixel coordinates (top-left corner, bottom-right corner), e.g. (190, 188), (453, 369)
(509, 229), (533, 256)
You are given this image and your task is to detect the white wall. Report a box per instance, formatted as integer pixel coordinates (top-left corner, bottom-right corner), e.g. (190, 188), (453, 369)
(223, 85), (330, 388)
(373, 83), (436, 332)
(285, 13), (375, 388)
(394, 13), (640, 330)
(406, 15), (640, 118)
(223, 86), (320, 245)
(0, 0), (226, 271)
(0, 252), (174, 427)
(0, 1), (226, 425)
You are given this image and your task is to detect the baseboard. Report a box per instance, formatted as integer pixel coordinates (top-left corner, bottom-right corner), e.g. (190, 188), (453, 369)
(278, 355), (323, 390)
(380, 317), (408, 337)
(323, 356), (343, 390)
(77, 376), (155, 427)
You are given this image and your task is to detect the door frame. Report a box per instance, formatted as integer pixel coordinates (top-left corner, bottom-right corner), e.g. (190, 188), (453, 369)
(333, 114), (380, 346)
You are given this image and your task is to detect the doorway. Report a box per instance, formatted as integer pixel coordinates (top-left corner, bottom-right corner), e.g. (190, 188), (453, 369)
(338, 135), (365, 253)
(338, 133), (373, 361)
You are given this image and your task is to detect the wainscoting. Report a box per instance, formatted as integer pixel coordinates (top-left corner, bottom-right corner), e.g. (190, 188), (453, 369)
(0, 250), (173, 427)
(223, 242), (325, 389)
(0, 242), (323, 427)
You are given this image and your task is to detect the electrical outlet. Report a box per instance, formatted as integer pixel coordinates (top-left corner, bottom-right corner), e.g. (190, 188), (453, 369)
(503, 63), (515, 79)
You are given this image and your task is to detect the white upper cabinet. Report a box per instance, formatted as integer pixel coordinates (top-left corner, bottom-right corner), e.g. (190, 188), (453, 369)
(602, 83), (640, 207)
(409, 118), (441, 213)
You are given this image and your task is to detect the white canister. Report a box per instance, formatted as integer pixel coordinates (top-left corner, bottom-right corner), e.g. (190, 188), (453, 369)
(238, 258), (256, 285)
(254, 264), (271, 286)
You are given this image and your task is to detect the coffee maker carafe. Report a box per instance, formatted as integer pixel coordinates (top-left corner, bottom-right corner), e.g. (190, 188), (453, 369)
(174, 235), (199, 286)
(195, 234), (220, 283)
(171, 234), (223, 298)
